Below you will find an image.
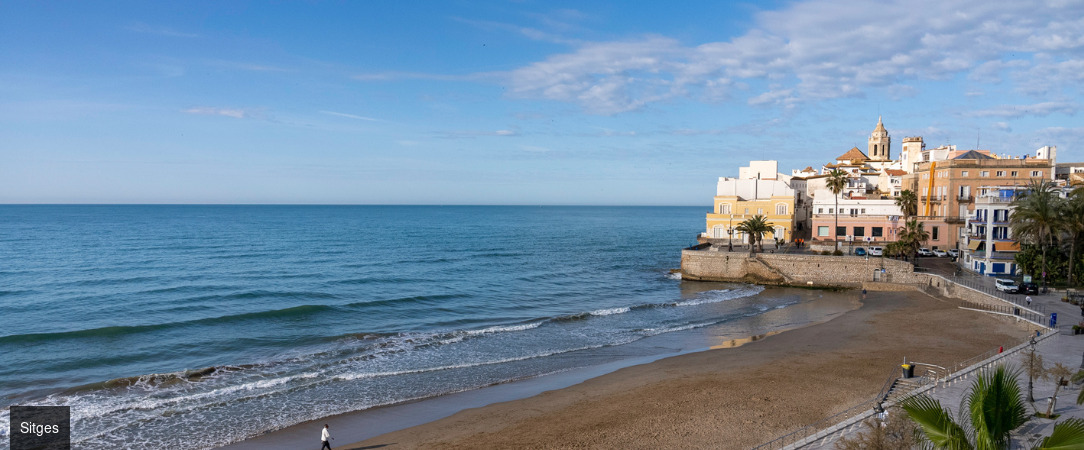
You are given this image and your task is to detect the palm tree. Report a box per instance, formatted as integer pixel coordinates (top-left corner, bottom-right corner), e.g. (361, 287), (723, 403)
(1045, 363), (1074, 418)
(826, 169), (849, 250)
(902, 364), (1084, 449)
(1061, 186), (1084, 286)
(736, 215), (772, 257)
(896, 189), (918, 219)
(1011, 180), (1063, 291)
(897, 218), (929, 262)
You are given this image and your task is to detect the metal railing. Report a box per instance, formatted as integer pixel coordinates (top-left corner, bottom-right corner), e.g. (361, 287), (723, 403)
(751, 274), (1055, 449)
(946, 275), (1047, 319)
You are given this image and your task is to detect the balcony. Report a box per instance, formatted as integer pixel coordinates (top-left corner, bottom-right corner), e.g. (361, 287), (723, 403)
(920, 195), (944, 203)
(957, 194), (974, 203)
(944, 216), (966, 224)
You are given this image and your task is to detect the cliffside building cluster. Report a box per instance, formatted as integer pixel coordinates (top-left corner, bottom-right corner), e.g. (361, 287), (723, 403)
(700, 118), (1080, 277)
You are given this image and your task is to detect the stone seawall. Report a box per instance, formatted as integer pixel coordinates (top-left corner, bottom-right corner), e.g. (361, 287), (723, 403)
(680, 250), (918, 288)
(681, 249), (1046, 326)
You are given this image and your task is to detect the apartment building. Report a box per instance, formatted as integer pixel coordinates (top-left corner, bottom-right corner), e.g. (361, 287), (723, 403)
(901, 150), (1053, 252)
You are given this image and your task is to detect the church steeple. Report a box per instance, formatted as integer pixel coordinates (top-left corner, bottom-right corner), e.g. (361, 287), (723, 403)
(868, 116), (891, 161)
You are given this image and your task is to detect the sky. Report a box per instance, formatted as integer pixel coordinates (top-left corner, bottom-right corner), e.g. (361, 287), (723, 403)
(2, 0), (1082, 205)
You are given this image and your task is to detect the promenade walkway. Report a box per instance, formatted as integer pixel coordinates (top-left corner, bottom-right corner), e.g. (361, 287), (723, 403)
(798, 272), (1084, 449)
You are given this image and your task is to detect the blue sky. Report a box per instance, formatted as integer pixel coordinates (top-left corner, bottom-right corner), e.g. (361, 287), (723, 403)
(2, 0), (1082, 205)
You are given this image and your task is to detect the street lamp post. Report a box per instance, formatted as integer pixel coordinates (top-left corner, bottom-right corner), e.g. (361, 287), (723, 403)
(728, 216), (734, 252)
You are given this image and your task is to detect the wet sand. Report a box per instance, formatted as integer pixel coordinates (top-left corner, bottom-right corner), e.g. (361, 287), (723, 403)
(331, 290), (1031, 449)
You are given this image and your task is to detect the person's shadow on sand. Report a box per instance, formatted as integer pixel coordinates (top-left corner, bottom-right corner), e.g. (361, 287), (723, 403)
(341, 444), (393, 449)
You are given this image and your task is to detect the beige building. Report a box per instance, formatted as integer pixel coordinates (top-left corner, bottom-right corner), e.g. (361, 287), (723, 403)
(902, 150), (1053, 252)
(702, 161), (796, 246)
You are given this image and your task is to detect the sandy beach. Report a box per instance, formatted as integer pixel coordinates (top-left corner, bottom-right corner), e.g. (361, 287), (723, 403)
(330, 290), (1033, 449)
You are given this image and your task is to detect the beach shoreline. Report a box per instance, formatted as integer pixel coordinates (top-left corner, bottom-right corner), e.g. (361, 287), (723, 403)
(231, 289), (1031, 449)
(221, 286), (860, 449)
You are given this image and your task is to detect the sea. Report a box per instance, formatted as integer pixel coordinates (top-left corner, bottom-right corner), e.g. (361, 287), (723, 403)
(0, 205), (855, 449)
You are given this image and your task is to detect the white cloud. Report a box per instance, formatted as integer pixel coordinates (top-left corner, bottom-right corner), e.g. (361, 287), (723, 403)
(968, 101), (1078, 118)
(500, 0), (1084, 114)
(320, 110), (380, 121)
(182, 107), (249, 119)
(437, 129), (520, 139)
(126, 22), (199, 38)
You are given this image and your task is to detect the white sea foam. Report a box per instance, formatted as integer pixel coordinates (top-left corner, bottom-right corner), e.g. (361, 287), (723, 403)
(590, 307), (630, 316)
(666, 271), (682, 280)
(334, 343), (611, 381)
(673, 285), (764, 307)
(462, 321), (544, 336)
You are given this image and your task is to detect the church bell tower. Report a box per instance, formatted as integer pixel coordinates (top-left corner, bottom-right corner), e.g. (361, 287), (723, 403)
(868, 116), (891, 161)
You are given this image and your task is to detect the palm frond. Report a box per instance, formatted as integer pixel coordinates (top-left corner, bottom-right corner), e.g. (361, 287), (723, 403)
(1035, 418), (1084, 450)
(901, 394), (972, 449)
(968, 365), (1027, 450)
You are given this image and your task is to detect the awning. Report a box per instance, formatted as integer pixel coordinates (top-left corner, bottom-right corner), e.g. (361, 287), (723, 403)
(994, 241), (1021, 252)
(967, 240), (982, 250)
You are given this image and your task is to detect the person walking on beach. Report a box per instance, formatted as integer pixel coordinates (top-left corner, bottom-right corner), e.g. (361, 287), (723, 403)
(321, 424), (333, 450)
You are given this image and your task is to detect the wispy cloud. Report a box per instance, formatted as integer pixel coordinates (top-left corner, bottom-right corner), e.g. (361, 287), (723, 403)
(352, 71), (483, 82)
(437, 129), (519, 139)
(320, 110), (381, 121)
(967, 101), (1078, 119)
(182, 107), (250, 119)
(206, 60), (292, 72)
(499, 0), (1084, 115)
(453, 17), (582, 45)
(126, 22), (199, 38)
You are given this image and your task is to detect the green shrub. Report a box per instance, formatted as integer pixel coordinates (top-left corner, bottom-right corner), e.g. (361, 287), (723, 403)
(833, 249), (844, 256)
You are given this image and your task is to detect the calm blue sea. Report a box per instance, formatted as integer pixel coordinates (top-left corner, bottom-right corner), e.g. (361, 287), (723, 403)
(0, 206), (843, 448)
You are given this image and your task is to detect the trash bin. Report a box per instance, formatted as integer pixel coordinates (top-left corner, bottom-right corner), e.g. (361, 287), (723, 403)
(1014, 307), (1020, 316)
(902, 364), (914, 378)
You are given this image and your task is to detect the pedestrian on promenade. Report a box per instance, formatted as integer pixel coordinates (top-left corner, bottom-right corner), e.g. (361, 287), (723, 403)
(321, 424), (333, 450)
(1027, 296), (1032, 306)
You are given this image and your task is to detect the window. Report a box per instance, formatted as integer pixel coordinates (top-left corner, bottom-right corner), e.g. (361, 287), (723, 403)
(719, 204), (730, 214)
(744, 208), (749, 214)
(1032, 171), (1041, 177)
(854, 227), (865, 237)
(829, 208), (834, 213)
(817, 208), (823, 214)
(861, 208), (866, 214)
(757, 208), (763, 215)
(818, 226), (829, 237)
(980, 171), (989, 177)
(961, 170), (969, 176)
(932, 226), (940, 240)
(996, 171), (1005, 177)
(776, 204), (787, 215)
(836, 226), (846, 236)
(872, 227), (883, 237)
(1011, 171), (1018, 177)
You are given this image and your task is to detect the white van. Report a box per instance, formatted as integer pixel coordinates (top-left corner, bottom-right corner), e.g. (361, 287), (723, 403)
(868, 246), (883, 256)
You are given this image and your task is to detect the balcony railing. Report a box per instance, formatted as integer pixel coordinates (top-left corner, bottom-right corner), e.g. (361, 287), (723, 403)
(920, 195), (944, 203)
(944, 216), (966, 224)
(956, 194), (974, 202)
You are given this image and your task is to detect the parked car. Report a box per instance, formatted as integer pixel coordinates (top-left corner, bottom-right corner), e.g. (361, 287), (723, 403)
(917, 248), (933, 257)
(1020, 282), (1039, 295)
(868, 246), (883, 256)
(854, 247), (867, 256)
(932, 249), (947, 257)
(947, 249), (959, 258)
(995, 278), (1020, 293)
